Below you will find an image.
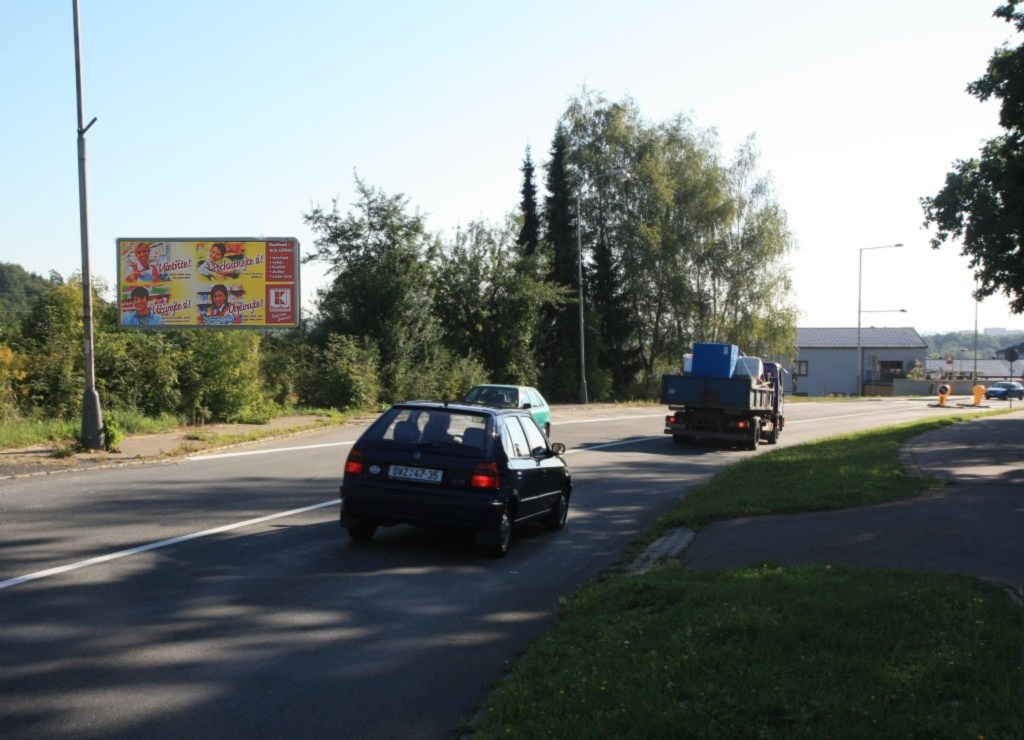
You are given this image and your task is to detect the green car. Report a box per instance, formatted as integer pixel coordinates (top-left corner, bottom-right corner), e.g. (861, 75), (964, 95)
(462, 384), (552, 437)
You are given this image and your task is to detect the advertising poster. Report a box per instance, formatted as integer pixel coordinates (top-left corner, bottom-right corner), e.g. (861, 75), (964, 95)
(116, 238), (300, 328)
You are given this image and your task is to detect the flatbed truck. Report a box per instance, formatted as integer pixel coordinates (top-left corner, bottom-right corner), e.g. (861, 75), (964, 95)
(662, 354), (785, 450)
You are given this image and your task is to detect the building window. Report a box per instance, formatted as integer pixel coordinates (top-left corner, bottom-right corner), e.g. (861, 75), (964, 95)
(878, 361), (904, 381)
(793, 360), (808, 377)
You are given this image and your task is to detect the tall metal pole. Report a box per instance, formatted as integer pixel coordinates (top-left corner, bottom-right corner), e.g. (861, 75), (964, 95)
(856, 243), (903, 396)
(973, 288), (979, 382)
(576, 209), (588, 404)
(856, 250), (863, 396)
(73, 0), (103, 450)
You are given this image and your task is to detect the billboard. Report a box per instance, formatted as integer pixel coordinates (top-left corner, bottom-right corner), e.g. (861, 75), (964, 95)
(116, 238), (300, 328)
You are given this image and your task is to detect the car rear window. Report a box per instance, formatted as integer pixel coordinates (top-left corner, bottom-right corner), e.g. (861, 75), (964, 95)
(369, 408), (489, 449)
(465, 386), (518, 407)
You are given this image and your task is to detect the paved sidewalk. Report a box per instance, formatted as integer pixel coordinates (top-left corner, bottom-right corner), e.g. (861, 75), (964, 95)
(683, 411), (1024, 595)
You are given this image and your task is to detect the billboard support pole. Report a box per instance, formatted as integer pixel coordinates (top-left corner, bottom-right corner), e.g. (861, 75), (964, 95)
(73, 0), (103, 451)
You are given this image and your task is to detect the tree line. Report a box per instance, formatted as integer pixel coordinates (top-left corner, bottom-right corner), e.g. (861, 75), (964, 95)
(924, 331), (1024, 360)
(1, 91), (798, 428)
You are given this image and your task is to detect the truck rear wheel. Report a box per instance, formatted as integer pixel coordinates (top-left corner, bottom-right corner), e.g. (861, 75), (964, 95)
(745, 420), (760, 451)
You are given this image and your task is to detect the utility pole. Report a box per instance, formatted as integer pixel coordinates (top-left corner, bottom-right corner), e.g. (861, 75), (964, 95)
(73, 0), (104, 450)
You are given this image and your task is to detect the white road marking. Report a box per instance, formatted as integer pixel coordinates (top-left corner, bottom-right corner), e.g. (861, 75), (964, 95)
(564, 436), (663, 454)
(557, 413), (665, 425)
(0, 499), (340, 591)
(188, 441), (353, 461)
(785, 406), (923, 423)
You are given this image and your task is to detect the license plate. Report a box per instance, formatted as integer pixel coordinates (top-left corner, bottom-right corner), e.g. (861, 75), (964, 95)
(389, 465), (442, 484)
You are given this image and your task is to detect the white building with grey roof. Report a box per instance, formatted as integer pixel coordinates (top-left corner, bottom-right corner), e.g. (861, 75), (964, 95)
(793, 327), (928, 397)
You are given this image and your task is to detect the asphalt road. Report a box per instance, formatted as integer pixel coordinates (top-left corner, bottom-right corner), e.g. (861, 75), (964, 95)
(0, 399), (979, 739)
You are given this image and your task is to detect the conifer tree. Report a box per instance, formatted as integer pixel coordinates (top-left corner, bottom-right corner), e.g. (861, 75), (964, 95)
(517, 146), (541, 258)
(538, 127), (581, 402)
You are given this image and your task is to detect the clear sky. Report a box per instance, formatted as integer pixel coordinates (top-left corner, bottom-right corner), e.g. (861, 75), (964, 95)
(2, 0), (1022, 335)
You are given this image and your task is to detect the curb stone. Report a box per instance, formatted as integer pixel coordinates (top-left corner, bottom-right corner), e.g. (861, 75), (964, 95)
(626, 528), (695, 574)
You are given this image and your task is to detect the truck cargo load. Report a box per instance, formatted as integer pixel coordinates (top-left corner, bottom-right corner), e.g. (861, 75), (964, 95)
(733, 356), (764, 380)
(690, 343), (739, 378)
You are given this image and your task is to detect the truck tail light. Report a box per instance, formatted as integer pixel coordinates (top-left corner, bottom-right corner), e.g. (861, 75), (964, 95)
(344, 448), (363, 477)
(470, 461), (500, 489)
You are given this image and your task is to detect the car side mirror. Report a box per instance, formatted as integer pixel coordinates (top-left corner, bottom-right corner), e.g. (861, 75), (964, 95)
(523, 402), (532, 409)
(550, 442), (566, 455)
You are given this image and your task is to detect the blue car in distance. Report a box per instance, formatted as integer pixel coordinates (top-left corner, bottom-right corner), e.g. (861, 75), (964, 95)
(984, 381), (1024, 400)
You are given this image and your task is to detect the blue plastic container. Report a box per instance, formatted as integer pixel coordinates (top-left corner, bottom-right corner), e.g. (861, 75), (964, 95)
(691, 343), (739, 379)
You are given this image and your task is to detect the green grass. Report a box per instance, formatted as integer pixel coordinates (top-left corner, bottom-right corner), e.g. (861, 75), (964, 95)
(651, 411), (1010, 535)
(467, 411), (1022, 738)
(471, 565), (1020, 738)
(0, 410), (186, 450)
(0, 416), (81, 448)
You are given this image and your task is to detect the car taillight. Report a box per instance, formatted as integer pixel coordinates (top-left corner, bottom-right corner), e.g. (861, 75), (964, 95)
(470, 461), (500, 489)
(344, 448), (363, 477)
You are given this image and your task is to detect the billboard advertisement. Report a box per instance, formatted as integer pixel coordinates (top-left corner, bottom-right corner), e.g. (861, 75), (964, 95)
(116, 238), (300, 328)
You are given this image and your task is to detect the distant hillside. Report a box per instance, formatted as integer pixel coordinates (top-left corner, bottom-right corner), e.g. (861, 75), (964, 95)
(922, 330), (1024, 360)
(0, 263), (59, 339)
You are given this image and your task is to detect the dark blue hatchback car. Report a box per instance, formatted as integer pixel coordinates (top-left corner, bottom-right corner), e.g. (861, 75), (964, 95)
(340, 402), (571, 557)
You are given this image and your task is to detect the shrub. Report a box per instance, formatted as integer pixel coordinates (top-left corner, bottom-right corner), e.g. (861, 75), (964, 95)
(299, 334), (380, 411)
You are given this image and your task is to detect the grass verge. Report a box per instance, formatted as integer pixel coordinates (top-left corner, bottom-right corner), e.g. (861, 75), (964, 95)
(468, 411), (1022, 738)
(651, 411), (1007, 534)
(470, 565), (1020, 738)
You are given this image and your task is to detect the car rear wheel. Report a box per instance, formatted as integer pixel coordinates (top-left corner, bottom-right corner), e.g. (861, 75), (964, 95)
(489, 505), (513, 558)
(347, 521), (377, 542)
(546, 489), (569, 531)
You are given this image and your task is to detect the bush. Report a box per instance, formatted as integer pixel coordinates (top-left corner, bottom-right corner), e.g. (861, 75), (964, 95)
(0, 343), (24, 421)
(100, 417), (123, 452)
(385, 346), (487, 404)
(95, 330), (181, 416)
(173, 331), (267, 423)
(259, 331), (307, 407)
(299, 334), (381, 411)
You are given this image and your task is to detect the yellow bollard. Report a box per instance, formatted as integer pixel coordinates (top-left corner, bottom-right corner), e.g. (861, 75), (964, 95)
(937, 383), (951, 407)
(972, 384), (985, 406)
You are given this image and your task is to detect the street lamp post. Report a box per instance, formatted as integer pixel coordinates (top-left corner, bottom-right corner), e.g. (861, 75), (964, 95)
(73, 0), (104, 450)
(856, 243), (903, 395)
(576, 166), (630, 404)
(972, 286), (979, 382)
